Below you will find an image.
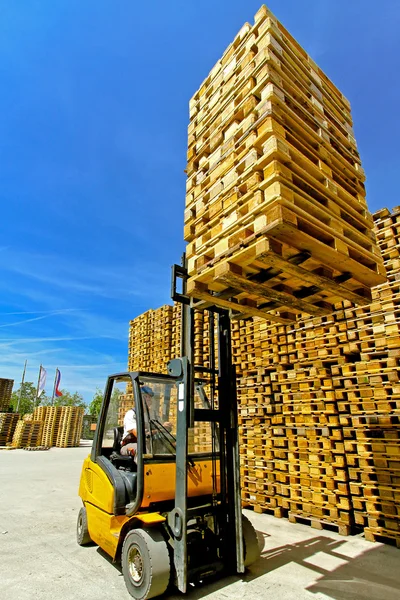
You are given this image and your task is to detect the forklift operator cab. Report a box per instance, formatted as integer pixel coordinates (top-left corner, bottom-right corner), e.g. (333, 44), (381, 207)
(77, 367), (228, 572)
(80, 370), (213, 513)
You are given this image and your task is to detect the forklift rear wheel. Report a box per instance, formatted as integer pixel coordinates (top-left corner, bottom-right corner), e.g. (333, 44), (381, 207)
(76, 507), (92, 546)
(242, 514), (261, 567)
(121, 528), (170, 600)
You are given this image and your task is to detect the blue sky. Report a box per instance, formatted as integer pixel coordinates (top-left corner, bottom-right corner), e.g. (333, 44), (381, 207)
(0, 1), (399, 402)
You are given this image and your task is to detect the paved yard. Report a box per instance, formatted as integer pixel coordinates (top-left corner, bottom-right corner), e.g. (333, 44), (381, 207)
(0, 445), (399, 600)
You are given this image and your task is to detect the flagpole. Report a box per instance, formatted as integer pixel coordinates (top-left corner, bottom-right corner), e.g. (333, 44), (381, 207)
(51, 368), (58, 406)
(35, 364), (42, 410)
(16, 360), (27, 413)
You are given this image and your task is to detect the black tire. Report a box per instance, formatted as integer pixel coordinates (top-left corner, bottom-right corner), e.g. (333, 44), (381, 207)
(77, 506), (92, 546)
(121, 528), (171, 600)
(242, 514), (260, 567)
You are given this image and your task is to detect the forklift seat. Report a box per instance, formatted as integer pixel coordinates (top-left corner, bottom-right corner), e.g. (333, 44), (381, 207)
(110, 426), (136, 471)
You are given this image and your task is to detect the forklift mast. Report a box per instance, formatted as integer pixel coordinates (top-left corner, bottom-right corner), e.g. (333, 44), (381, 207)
(170, 258), (244, 593)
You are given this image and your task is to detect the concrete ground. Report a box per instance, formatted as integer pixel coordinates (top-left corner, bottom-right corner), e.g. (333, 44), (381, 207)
(0, 445), (399, 600)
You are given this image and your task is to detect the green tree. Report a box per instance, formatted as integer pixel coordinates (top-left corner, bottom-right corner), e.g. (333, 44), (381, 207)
(88, 387), (103, 418)
(47, 390), (86, 409)
(10, 382), (49, 415)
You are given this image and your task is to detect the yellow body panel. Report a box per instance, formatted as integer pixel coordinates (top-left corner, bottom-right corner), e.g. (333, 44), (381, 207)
(78, 456), (115, 514)
(85, 503), (129, 557)
(78, 455), (220, 558)
(142, 459), (219, 507)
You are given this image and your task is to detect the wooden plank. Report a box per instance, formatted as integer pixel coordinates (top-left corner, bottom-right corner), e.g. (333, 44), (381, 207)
(187, 280), (295, 323)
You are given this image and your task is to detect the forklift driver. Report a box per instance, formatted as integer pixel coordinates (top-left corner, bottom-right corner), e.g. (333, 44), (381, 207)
(120, 386), (173, 456)
(120, 385), (154, 456)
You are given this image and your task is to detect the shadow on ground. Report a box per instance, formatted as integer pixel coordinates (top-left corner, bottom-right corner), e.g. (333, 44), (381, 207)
(95, 528), (400, 600)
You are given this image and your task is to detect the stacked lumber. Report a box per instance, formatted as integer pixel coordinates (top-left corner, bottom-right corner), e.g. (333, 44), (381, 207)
(184, 5), (385, 322)
(11, 419), (43, 448)
(0, 413), (19, 446)
(0, 378), (14, 411)
(55, 406), (84, 447)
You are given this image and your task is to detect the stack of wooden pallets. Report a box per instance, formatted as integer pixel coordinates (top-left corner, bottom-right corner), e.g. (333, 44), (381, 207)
(11, 419), (43, 448)
(118, 393), (133, 427)
(55, 406), (84, 447)
(128, 310), (153, 372)
(0, 378), (14, 411)
(184, 4), (385, 322)
(128, 306), (174, 374)
(232, 206), (400, 544)
(152, 305), (174, 374)
(334, 208), (400, 547)
(171, 302), (182, 360)
(33, 406), (48, 422)
(41, 407), (63, 447)
(0, 413), (20, 446)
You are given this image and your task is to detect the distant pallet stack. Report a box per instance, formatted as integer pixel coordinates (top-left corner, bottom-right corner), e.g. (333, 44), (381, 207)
(151, 305), (174, 374)
(118, 393), (133, 427)
(128, 310), (154, 372)
(171, 303), (182, 360)
(55, 407), (84, 448)
(41, 406), (63, 447)
(0, 413), (20, 446)
(33, 406), (48, 422)
(128, 306), (174, 374)
(184, 4), (385, 322)
(11, 419), (43, 448)
(0, 378), (14, 412)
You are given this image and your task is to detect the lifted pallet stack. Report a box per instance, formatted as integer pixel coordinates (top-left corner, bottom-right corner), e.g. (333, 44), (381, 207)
(184, 4), (385, 322)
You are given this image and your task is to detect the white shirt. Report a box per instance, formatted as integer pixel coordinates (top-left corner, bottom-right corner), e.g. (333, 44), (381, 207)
(123, 408), (137, 441)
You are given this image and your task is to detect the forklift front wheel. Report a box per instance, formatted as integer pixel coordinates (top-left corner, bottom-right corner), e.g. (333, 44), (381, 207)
(243, 514), (261, 567)
(76, 507), (92, 546)
(121, 528), (170, 600)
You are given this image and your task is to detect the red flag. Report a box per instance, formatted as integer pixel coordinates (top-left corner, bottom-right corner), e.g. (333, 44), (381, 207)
(55, 369), (63, 397)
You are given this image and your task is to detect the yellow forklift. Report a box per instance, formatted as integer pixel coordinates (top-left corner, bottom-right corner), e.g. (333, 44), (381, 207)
(77, 262), (260, 599)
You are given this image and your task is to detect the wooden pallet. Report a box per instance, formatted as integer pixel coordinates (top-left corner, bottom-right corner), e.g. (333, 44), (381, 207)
(288, 512), (351, 536)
